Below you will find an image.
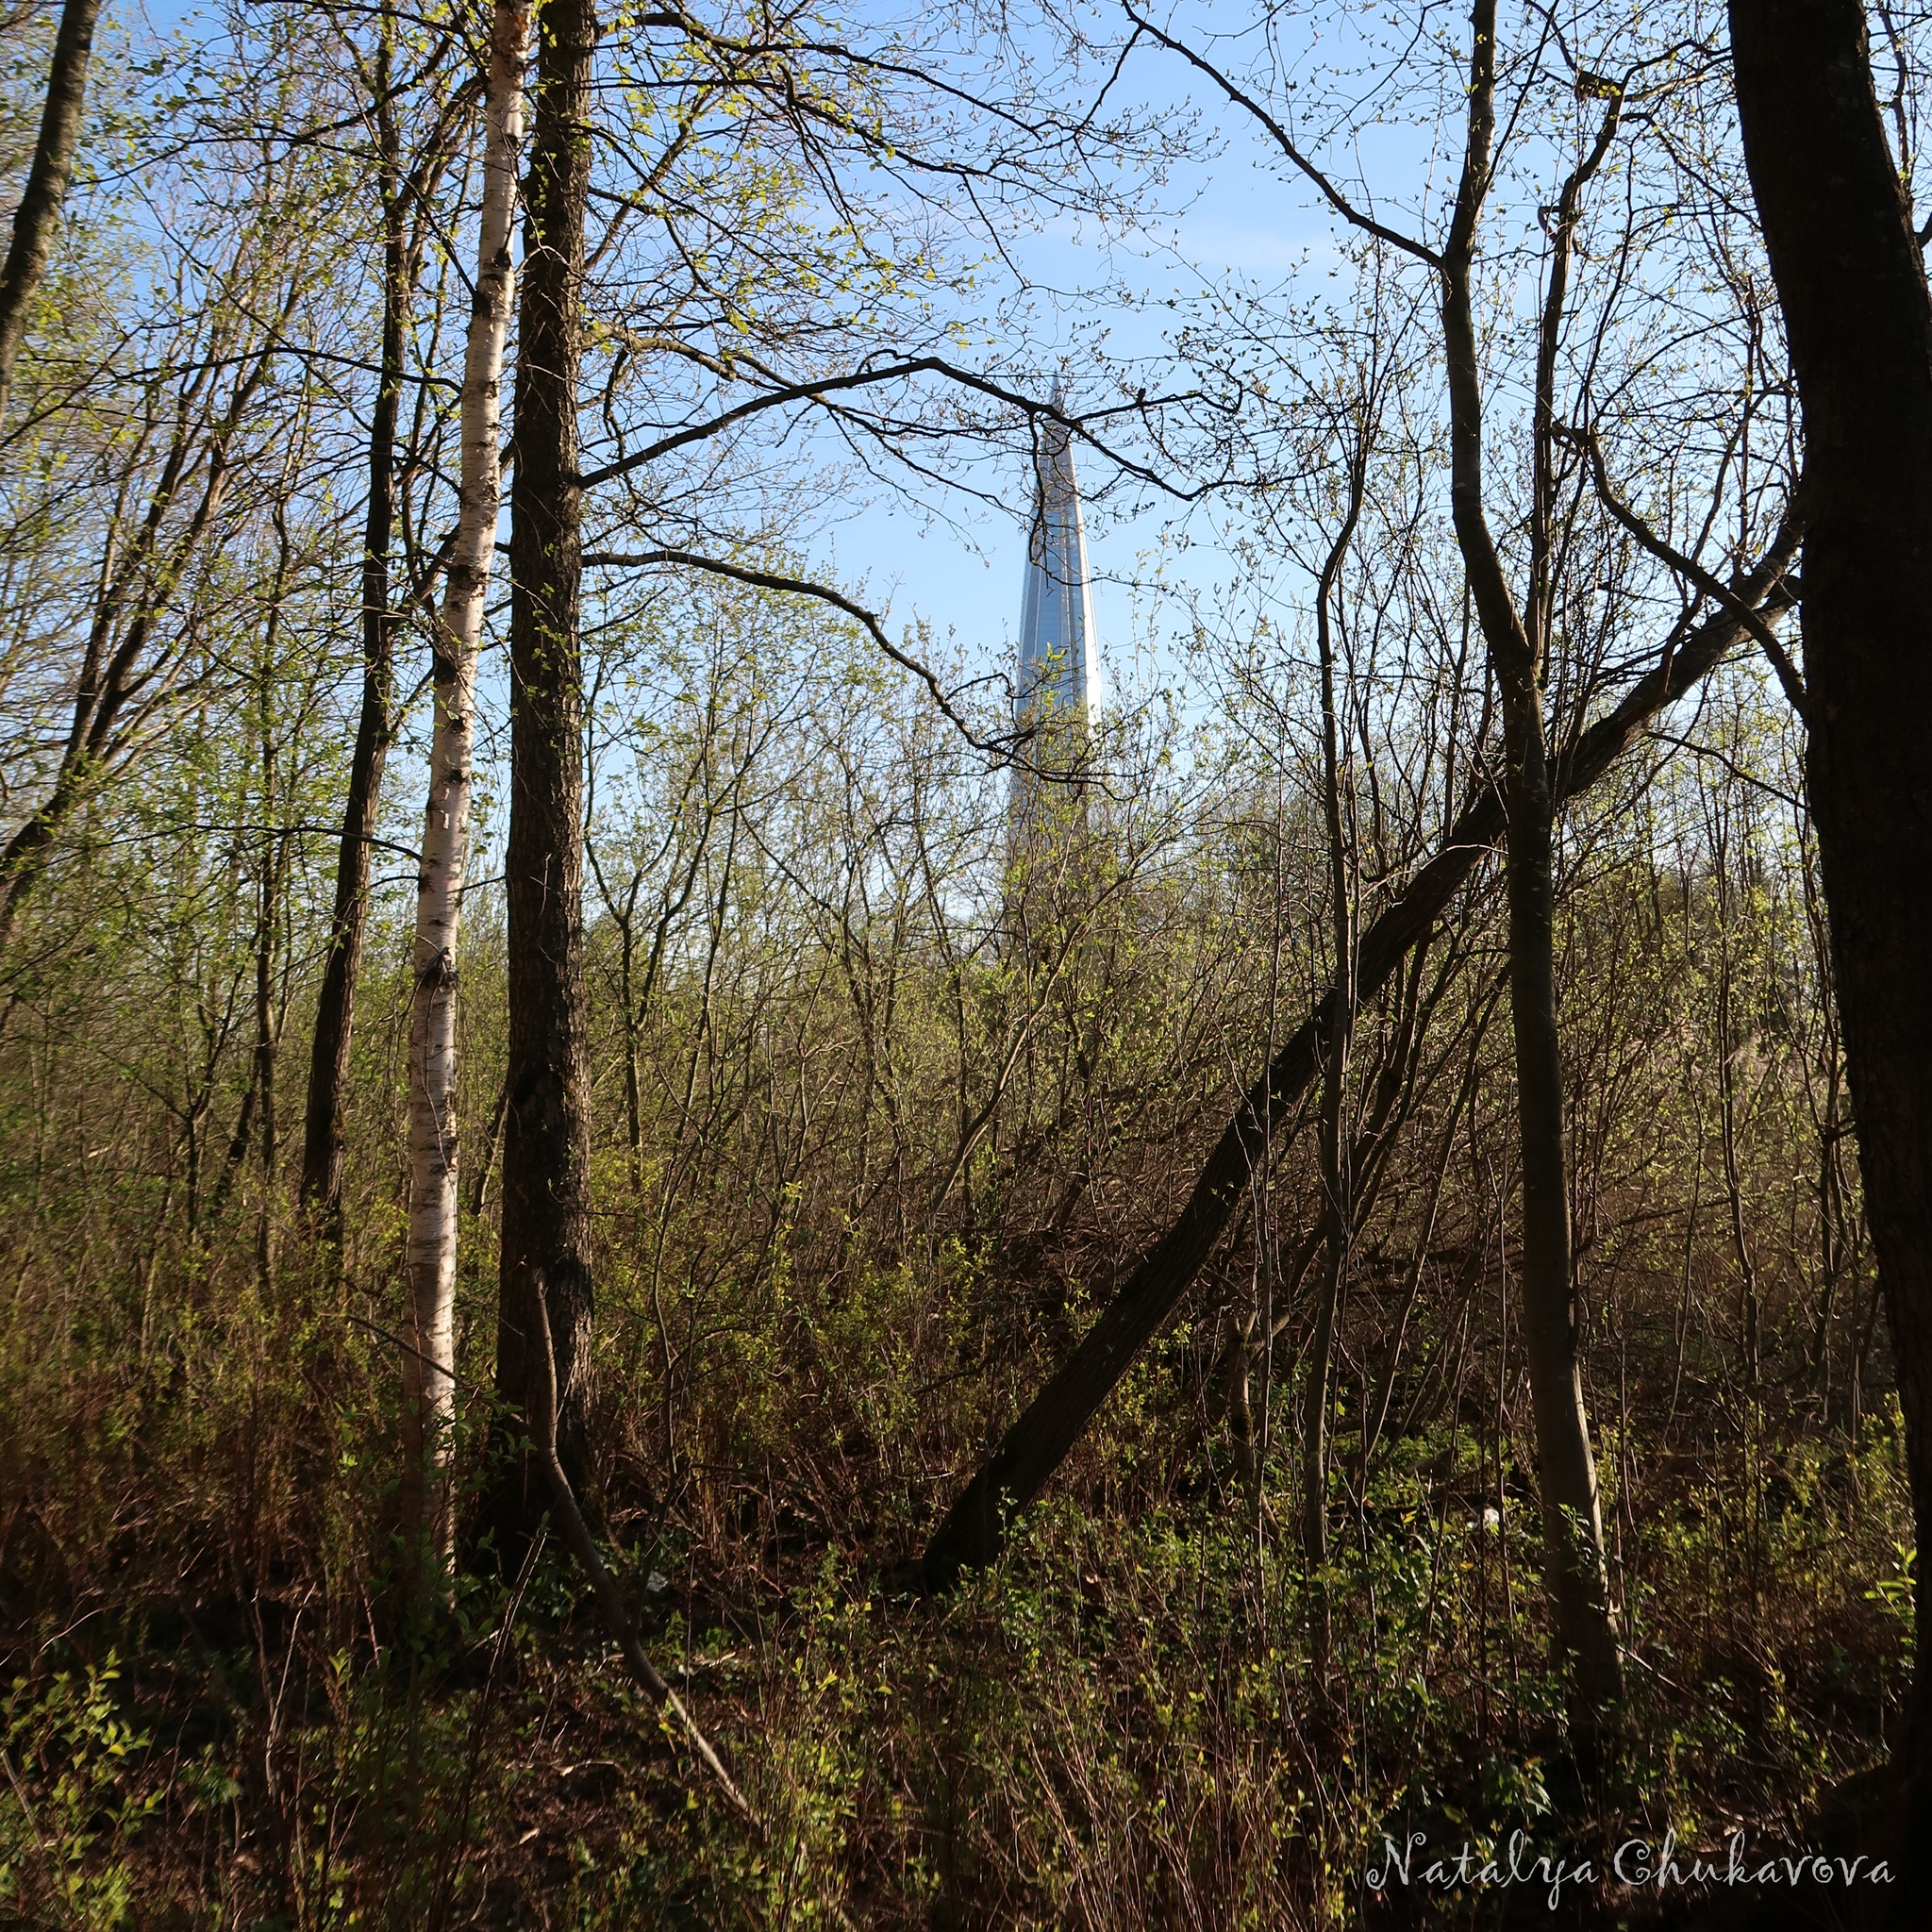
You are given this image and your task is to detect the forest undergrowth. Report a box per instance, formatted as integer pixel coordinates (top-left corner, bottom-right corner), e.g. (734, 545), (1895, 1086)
(0, 832), (1914, 1925)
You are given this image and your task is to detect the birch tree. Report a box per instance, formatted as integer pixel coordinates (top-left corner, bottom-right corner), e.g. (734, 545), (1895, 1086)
(299, 2), (476, 1234)
(400, 0), (529, 1591)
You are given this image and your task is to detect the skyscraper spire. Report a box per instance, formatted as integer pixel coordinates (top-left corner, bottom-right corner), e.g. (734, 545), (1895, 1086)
(1015, 386), (1099, 740)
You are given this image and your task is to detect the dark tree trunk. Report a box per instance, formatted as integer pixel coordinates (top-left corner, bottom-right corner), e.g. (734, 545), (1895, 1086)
(0, 0), (100, 429)
(919, 536), (1797, 1591)
(1303, 443), (1367, 1669)
(1438, 0), (1624, 1760)
(1730, 0), (1932, 1792)
(298, 37), (407, 1234)
(484, 0), (599, 1555)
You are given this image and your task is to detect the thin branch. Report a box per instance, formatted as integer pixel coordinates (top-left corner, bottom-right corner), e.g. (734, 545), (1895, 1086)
(528, 1280), (754, 1816)
(1124, 5), (1442, 269)
(578, 352), (1202, 499)
(1561, 422), (1809, 717)
(581, 546), (1022, 758)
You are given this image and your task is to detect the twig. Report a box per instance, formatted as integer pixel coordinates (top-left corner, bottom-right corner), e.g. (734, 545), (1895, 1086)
(1559, 422), (1810, 719)
(425, 1529), (546, 1932)
(527, 1279), (860, 1929)
(580, 544), (1018, 759)
(343, 1311), (482, 1397)
(1124, 5), (1442, 270)
(528, 1277), (755, 1811)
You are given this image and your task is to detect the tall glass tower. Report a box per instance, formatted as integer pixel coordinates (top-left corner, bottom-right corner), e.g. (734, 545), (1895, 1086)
(1014, 396), (1100, 740)
(1009, 396), (1099, 874)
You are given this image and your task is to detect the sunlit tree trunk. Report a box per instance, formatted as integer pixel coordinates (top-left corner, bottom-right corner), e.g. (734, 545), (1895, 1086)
(0, 0), (100, 429)
(399, 0), (529, 1597)
(485, 0), (600, 1557)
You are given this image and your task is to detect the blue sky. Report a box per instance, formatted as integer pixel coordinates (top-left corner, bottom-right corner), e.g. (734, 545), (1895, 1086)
(103, 0), (1440, 715)
(801, 0), (1444, 715)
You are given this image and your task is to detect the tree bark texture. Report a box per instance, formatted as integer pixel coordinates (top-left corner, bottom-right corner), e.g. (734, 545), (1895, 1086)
(400, 0), (528, 1592)
(0, 0), (101, 429)
(920, 530), (1798, 1591)
(1730, 0), (1932, 1786)
(300, 42), (407, 1231)
(486, 0), (598, 1556)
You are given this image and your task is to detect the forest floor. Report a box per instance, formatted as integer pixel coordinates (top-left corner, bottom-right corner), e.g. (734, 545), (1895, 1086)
(0, 1257), (1915, 1929)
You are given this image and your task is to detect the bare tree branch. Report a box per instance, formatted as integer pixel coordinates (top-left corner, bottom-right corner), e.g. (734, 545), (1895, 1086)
(1123, 5), (1442, 270)
(1560, 420), (1809, 717)
(582, 545), (1024, 758)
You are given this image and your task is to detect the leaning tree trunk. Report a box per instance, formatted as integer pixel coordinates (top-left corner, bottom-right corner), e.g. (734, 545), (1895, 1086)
(918, 516), (1799, 1591)
(1439, 0), (1622, 1763)
(484, 0), (599, 1559)
(0, 0), (101, 429)
(399, 0), (529, 1605)
(1729, 0), (1932, 1798)
(300, 32), (408, 1234)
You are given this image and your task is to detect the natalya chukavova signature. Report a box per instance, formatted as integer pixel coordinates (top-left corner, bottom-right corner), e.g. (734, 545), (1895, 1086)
(1365, 1827), (1896, 1910)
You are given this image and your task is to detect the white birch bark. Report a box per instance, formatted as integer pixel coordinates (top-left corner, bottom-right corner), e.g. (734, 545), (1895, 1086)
(402, 0), (529, 1583)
